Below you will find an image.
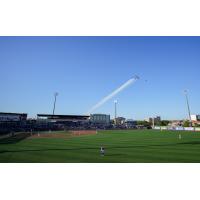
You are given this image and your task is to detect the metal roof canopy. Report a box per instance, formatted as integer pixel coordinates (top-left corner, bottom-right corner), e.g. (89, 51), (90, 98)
(0, 112), (27, 116)
(37, 114), (90, 121)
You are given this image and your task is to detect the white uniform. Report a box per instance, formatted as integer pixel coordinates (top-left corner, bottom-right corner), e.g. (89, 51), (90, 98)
(100, 147), (105, 156)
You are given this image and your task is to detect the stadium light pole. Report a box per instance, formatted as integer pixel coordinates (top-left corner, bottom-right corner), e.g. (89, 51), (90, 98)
(184, 90), (192, 125)
(152, 117), (155, 128)
(114, 100), (118, 125)
(53, 92), (59, 116)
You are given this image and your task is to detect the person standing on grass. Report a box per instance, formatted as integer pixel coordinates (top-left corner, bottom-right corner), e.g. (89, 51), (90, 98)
(100, 146), (105, 156)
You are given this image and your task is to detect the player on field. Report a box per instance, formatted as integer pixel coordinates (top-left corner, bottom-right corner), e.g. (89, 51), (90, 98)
(100, 147), (105, 156)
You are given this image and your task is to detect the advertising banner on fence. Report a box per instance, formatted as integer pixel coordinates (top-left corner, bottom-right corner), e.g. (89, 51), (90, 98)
(154, 126), (161, 130)
(168, 127), (176, 131)
(161, 126), (167, 130)
(176, 127), (184, 131)
(184, 127), (195, 131)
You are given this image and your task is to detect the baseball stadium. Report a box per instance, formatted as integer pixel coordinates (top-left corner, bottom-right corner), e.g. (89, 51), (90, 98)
(1, 116), (200, 163)
(0, 75), (200, 163)
(1, 37), (200, 163)
(0, 76), (200, 163)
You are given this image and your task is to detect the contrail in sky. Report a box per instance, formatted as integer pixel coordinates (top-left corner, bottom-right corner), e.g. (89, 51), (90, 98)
(87, 75), (140, 114)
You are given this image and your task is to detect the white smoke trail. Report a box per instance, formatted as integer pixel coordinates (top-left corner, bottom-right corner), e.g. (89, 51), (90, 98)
(87, 75), (140, 114)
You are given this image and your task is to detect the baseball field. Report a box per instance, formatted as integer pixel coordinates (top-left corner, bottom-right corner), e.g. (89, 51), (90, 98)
(1, 129), (200, 163)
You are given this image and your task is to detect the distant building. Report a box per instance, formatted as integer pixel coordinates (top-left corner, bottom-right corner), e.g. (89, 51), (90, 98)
(115, 117), (126, 125)
(155, 116), (161, 123)
(90, 114), (110, 125)
(125, 119), (137, 128)
(168, 120), (183, 127)
(191, 115), (200, 122)
(145, 118), (152, 123)
(146, 116), (161, 125)
(190, 115), (200, 126)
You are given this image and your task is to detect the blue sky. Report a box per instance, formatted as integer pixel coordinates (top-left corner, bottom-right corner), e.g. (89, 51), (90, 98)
(0, 37), (199, 120)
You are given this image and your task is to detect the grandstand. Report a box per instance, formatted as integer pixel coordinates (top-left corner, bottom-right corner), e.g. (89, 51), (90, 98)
(0, 112), (28, 134)
(36, 114), (91, 131)
(37, 114), (90, 122)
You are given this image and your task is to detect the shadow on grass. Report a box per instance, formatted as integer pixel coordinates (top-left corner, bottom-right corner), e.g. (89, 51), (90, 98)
(1, 141), (200, 154)
(105, 154), (124, 157)
(179, 141), (200, 145)
(0, 133), (30, 144)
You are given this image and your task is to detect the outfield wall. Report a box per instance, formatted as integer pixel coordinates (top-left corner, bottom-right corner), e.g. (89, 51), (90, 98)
(153, 126), (200, 132)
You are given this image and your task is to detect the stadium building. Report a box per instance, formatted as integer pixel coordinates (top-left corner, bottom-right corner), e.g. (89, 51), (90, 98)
(36, 114), (90, 130)
(0, 112), (27, 122)
(191, 115), (200, 126)
(90, 114), (110, 128)
(125, 119), (137, 129)
(0, 112), (28, 134)
(115, 117), (126, 125)
(37, 114), (90, 122)
(191, 115), (200, 122)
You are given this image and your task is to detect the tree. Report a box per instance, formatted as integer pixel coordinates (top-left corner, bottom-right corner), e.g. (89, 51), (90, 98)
(193, 123), (200, 127)
(183, 120), (190, 127)
(160, 120), (170, 126)
(137, 121), (151, 127)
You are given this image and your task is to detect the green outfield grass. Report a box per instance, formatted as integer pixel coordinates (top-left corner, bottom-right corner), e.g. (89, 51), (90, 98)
(1, 129), (200, 163)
